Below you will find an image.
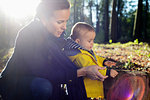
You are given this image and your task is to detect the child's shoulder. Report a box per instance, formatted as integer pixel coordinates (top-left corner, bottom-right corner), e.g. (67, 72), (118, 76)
(64, 49), (81, 56)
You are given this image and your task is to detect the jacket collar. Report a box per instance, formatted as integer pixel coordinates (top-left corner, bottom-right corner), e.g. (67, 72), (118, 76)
(65, 37), (97, 61)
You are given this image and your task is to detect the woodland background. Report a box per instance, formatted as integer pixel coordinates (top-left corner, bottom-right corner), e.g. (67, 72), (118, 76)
(0, 0), (150, 99)
(0, 0), (150, 70)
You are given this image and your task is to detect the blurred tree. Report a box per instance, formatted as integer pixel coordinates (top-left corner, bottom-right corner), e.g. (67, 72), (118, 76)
(117, 0), (132, 43)
(95, 0), (111, 43)
(143, 0), (149, 42)
(110, 0), (118, 43)
(95, 0), (104, 43)
(80, 0), (85, 21)
(103, 0), (109, 43)
(117, 0), (123, 41)
(66, 0), (87, 37)
(88, 0), (93, 26)
(95, 0), (100, 34)
(73, 0), (77, 24)
(120, 0), (137, 42)
(133, 0), (143, 41)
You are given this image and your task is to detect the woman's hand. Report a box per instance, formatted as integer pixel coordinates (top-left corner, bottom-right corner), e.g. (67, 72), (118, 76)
(77, 65), (108, 81)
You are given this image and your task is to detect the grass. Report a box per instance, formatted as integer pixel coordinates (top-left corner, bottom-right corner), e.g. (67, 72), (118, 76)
(0, 48), (14, 72)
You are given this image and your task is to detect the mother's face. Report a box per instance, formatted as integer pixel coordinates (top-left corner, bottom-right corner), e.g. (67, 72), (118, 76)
(42, 9), (70, 37)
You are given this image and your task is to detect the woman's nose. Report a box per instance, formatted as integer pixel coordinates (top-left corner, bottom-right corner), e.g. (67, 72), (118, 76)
(61, 23), (67, 30)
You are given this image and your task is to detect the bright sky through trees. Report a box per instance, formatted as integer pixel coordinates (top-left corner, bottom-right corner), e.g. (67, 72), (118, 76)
(0, 0), (138, 20)
(0, 0), (40, 19)
(83, 0), (138, 27)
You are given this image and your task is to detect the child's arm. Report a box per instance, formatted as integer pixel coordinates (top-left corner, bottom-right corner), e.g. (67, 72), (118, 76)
(97, 55), (118, 77)
(110, 69), (118, 78)
(103, 60), (116, 67)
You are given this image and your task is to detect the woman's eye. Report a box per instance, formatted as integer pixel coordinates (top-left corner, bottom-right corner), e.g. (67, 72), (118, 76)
(57, 21), (63, 24)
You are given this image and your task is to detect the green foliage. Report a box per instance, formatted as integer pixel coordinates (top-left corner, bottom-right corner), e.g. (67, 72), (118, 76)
(0, 48), (14, 71)
(109, 40), (112, 44)
(134, 39), (139, 44)
(139, 42), (143, 45)
(147, 54), (150, 58)
(124, 59), (134, 69)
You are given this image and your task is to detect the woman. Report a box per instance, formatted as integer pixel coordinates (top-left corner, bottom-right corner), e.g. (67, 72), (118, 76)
(0, 0), (107, 100)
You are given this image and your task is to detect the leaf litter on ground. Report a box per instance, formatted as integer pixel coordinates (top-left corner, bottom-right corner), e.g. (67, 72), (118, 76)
(93, 42), (150, 73)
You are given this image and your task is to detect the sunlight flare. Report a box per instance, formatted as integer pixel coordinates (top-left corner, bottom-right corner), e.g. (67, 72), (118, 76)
(0, 0), (40, 19)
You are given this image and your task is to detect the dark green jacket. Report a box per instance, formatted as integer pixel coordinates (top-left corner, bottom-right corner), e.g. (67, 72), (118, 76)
(0, 19), (87, 100)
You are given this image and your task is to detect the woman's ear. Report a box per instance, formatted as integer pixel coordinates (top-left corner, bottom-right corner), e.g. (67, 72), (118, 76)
(40, 17), (47, 26)
(40, 16), (51, 26)
(75, 38), (80, 44)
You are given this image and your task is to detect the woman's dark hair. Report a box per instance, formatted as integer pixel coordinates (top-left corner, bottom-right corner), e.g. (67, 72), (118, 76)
(36, 0), (70, 19)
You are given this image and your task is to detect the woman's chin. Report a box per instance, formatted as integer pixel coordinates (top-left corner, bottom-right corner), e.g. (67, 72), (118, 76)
(54, 34), (61, 38)
(57, 33), (62, 37)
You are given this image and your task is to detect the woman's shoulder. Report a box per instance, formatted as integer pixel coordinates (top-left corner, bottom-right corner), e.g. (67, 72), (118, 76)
(19, 20), (43, 37)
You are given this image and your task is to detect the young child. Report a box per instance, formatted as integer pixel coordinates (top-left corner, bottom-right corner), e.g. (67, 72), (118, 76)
(64, 22), (118, 100)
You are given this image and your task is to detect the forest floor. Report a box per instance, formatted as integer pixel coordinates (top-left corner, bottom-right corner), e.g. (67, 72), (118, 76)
(93, 41), (150, 73)
(0, 41), (150, 72)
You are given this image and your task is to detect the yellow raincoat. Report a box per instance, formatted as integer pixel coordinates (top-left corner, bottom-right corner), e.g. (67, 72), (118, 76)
(69, 49), (107, 98)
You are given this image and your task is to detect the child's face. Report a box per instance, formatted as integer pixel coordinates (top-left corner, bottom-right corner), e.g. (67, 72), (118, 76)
(76, 31), (95, 51)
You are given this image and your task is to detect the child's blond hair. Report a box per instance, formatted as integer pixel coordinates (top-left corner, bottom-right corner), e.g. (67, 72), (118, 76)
(70, 22), (95, 41)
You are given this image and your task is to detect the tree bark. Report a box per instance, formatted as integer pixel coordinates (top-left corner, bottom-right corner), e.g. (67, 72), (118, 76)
(143, 0), (148, 41)
(133, 0), (143, 41)
(74, 0), (77, 24)
(89, 0), (93, 26)
(96, 0), (100, 34)
(104, 0), (109, 43)
(81, 0), (85, 21)
(110, 0), (118, 43)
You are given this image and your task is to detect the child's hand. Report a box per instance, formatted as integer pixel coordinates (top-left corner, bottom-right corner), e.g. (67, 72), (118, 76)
(104, 60), (116, 67)
(110, 69), (118, 78)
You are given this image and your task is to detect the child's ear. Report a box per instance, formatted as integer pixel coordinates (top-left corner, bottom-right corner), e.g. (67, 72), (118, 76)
(75, 39), (80, 44)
